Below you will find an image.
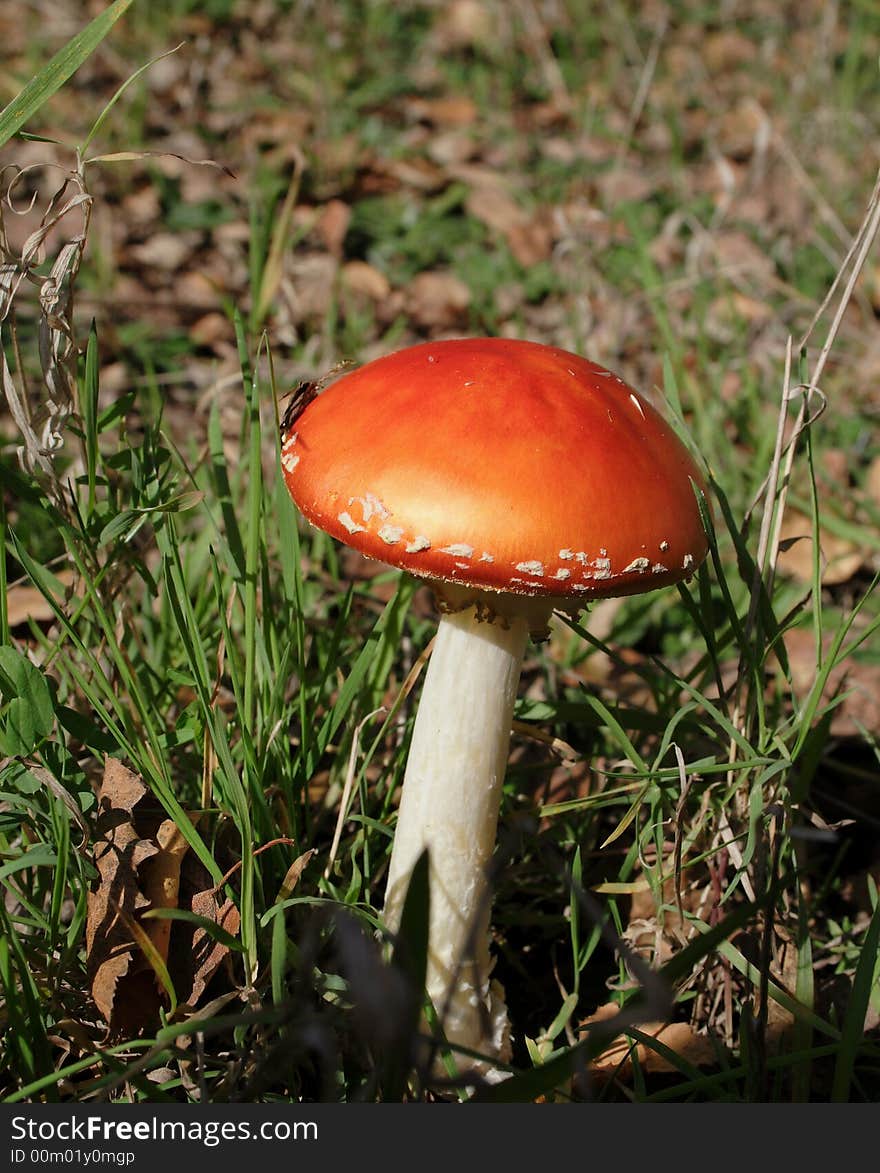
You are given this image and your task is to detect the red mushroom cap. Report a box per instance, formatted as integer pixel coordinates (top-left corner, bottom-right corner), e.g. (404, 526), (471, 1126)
(280, 338), (708, 599)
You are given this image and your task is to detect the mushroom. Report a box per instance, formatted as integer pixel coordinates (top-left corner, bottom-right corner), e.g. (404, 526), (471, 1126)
(280, 337), (708, 1076)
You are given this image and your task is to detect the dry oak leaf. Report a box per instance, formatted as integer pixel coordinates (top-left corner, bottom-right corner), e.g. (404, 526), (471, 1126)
(580, 1002), (719, 1080)
(86, 760), (201, 1035)
(187, 886), (242, 1008)
(86, 759), (160, 1034)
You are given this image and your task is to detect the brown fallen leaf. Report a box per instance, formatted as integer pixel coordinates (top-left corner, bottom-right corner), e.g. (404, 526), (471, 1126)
(129, 231), (197, 271)
(187, 886), (242, 1007)
(315, 199), (351, 256)
(820, 447), (850, 484)
(86, 760), (215, 1034)
(190, 311), (234, 350)
(376, 155), (448, 194)
(776, 509), (864, 586)
(580, 1002), (719, 1079)
(432, 0), (494, 51)
(182, 836), (299, 1005)
(341, 260), (391, 302)
(783, 626), (880, 738)
(508, 213), (556, 267)
(755, 922), (798, 1049)
(7, 570), (77, 627)
(175, 269), (223, 311)
(425, 129), (477, 167)
(139, 816), (192, 969)
(277, 848), (316, 901)
(121, 183), (161, 228)
(286, 252), (338, 324)
(406, 95), (477, 128)
(715, 100), (766, 160)
(465, 184), (555, 267)
(465, 184), (526, 237)
(595, 165), (656, 208)
(405, 270), (470, 330)
(86, 759), (161, 1034)
(703, 29), (758, 72)
(713, 231), (777, 284)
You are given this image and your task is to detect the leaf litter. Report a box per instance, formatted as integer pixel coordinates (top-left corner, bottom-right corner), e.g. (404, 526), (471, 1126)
(86, 758), (241, 1036)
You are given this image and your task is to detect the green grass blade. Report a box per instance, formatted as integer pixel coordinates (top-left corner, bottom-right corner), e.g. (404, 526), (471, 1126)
(831, 892), (880, 1102)
(390, 847), (430, 994)
(713, 933), (839, 1042)
(790, 868), (815, 1102)
(82, 320), (100, 517)
(240, 320), (264, 738)
(0, 494), (8, 646)
(474, 897), (760, 1102)
(0, 0), (136, 149)
(0, 903), (54, 1093)
(80, 43), (181, 154)
(306, 590), (406, 778)
(579, 689), (648, 772)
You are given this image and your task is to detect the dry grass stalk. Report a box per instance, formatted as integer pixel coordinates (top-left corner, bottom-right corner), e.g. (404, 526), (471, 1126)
(0, 159), (92, 494)
(714, 167), (880, 979)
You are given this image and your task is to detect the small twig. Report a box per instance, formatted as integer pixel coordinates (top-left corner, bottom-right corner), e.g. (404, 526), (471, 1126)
(728, 165), (880, 789)
(210, 838), (297, 896)
(511, 718), (580, 763)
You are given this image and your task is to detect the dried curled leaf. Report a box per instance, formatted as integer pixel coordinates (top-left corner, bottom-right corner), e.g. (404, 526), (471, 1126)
(187, 887), (241, 1007)
(86, 758), (253, 1031)
(85, 759), (161, 1034)
(86, 759), (215, 1033)
(0, 162), (91, 486)
(138, 816), (192, 967)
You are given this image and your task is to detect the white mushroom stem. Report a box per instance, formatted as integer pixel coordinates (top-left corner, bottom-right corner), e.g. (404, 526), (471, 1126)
(383, 595), (553, 1074)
